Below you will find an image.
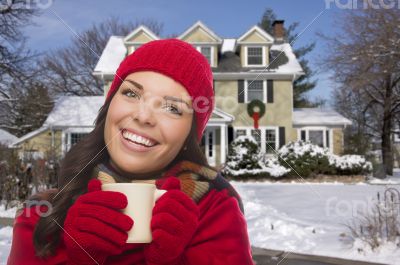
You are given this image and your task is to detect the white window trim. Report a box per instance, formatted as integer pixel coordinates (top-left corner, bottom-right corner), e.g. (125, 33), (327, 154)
(233, 126), (279, 154)
(62, 128), (92, 154)
(244, 46), (266, 67)
(297, 127), (333, 152)
(196, 46), (214, 67)
(244, 79), (266, 103)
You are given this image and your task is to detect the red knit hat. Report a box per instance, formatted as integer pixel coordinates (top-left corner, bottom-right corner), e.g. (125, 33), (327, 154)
(106, 38), (215, 143)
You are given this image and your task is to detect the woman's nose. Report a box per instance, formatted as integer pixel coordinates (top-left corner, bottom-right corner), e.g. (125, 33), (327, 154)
(132, 99), (157, 126)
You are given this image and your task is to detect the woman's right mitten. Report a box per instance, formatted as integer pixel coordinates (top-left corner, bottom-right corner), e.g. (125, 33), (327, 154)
(63, 179), (133, 265)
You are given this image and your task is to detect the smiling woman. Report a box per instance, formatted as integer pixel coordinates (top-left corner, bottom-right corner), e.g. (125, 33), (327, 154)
(7, 39), (254, 265)
(105, 71), (194, 178)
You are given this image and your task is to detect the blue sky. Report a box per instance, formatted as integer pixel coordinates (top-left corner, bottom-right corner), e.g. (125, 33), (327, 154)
(23, 0), (345, 104)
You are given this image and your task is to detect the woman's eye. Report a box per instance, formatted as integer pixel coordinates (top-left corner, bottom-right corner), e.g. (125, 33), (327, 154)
(122, 88), (140, 99)
(164, 103), (182, 116)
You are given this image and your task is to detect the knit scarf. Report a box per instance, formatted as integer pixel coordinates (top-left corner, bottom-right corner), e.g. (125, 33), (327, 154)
(91, 160), (244, 214)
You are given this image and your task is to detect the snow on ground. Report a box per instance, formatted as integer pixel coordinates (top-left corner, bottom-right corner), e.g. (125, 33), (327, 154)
(1, 182), (400, 264)
(231, 181), (400, 265)
(0, 206), (17, 219)
(368, 168), (400, 185)
(0, 227), (12, 264)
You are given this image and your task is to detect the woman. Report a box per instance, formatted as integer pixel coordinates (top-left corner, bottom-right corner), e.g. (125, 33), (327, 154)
(8, 39), (254, 264)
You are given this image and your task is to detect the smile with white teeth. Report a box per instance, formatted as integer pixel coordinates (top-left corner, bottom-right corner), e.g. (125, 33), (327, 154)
(122, 130), (157, 147)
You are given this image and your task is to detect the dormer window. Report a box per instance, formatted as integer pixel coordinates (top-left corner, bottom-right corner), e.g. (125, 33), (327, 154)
(245, 46), (265, 66)
(195, 46), (214, 66)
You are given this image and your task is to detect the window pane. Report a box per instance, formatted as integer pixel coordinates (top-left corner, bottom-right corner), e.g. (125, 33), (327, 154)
(247, 80), (263, 102)
(71, 133), (87, 146)
(265, 129), (276, 154)
(251, 129), (261, 146)
(309, 130), (324, 147)
(235, 129), (247, 138)
(247, 47), (263, 65)
(201, 47), (211, 65)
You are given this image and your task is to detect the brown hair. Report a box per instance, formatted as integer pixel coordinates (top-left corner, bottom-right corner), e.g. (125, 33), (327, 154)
(32, 89), (217, 257)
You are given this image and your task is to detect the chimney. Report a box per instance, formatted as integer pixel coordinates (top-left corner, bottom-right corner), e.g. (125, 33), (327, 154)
(272, 20), (285, 43)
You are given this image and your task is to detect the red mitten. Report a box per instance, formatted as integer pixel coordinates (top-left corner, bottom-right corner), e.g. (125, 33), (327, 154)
(144, 177), (200, 264)
(63, 179), (134, 265)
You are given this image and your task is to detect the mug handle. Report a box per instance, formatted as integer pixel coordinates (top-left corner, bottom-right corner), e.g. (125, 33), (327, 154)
(154, 189), (167, 202)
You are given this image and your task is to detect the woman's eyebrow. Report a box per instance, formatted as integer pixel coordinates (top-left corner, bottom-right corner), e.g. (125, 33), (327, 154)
(124, 79), (192, 108)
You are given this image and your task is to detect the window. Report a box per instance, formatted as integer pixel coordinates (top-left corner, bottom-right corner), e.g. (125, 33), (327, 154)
(247, 47), (263, 65)
(234, 127), (278, 154)
(235, 129), (247, 138)
(200, 47), (211, 64)
(298, 128), (331, 150)
(309, 130), (324, 147)
(265, 129), (276, 153)
(195, 46), (212, 66)
(71, 133), (87, 146)
(247, 80), (264, 102)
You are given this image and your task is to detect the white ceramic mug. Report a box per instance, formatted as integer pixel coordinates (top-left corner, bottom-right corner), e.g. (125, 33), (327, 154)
(101, 183), (166, 243)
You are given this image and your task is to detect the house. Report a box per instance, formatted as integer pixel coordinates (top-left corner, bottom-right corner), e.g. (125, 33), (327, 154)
(12, 20), (351, 167)
(93, 20), (351, 166)
(10, 96), (103, 161)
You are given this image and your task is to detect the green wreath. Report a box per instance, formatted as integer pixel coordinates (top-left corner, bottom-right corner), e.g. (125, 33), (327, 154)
(247, 99), (265, 118)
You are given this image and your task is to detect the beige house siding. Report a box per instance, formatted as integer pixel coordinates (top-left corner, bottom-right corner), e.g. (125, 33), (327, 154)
(214, 80), (294, 144)
(125, 32), (154, 43)
(241, 31), (268, 43)
(287, 127), (298, 145)
(332, 129), (344, 155)
(18, 129), (63, 158)
(181, 27), (216, 43)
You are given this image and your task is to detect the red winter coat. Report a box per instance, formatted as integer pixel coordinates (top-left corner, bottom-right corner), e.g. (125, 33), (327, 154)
(7, 187), (254, 264)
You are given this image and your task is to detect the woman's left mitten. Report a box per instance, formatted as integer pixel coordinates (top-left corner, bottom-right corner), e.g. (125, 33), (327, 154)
(144, 177), (200, 264)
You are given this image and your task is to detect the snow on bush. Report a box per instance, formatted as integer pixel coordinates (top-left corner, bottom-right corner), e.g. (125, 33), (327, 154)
(331, 155), (373, 173)
(278, 141), (372, 177)
(223, 136), (289, 180)
(224, 139), (372, 180)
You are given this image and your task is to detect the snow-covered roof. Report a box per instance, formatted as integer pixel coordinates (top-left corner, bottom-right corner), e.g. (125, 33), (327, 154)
(269, 43), (303, 74)
(293, 108), (352, 126)
(43, 96), (104, 127)
(93, 36), (126, 74)
(0, 129), (18, 145)
(93, 32), (303, 76)
(221, 39), (236, 53)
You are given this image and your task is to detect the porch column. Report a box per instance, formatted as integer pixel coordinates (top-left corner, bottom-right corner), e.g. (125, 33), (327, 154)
(220, 124), (226, 164)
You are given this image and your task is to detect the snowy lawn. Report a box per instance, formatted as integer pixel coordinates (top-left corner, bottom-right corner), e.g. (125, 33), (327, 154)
(1, 182), (400, 264)
(232, 181), (400, 265)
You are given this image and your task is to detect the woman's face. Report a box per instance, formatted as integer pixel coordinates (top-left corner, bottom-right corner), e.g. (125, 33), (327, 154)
(104, 71), (193, 175)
